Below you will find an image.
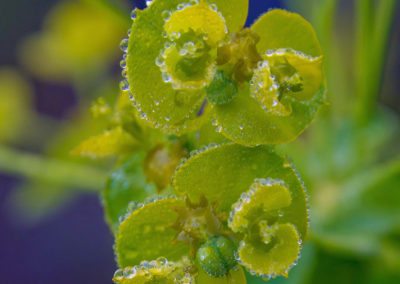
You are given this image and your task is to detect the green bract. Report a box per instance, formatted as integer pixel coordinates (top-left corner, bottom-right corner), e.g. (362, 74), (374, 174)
(114, 143), (308, 281)
(102, 154), (157, 233)
(116, 197), (189, 267)
(124, 0), (324, 144)
(77, 1), (323, 283)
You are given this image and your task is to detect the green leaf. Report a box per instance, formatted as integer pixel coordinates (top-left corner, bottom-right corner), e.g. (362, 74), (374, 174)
(102, 154), (157, 233)
(19, 0), (128, 81)
(228, 179), (301, 278)
(127, 0), (248, 133)
(239, 223), (300, 279)
(0, 68), (33, 142)
(71, 126), (138, 158)
(208, 0), (249, 33)
(213, 84), (325, 145)
(211, 9), (325, 146)
(196, 265), (247, 284)
(228, 179), (292, 233)
(116, 197), (189, 267)
(251, 9), (322, 58)
(173, 143), (309, 238)
(164, 1), (227, 47)
(127, 1), (208, 131)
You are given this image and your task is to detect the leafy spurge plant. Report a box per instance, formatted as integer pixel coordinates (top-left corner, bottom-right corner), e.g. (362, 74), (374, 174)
(75, 0), (325, 282)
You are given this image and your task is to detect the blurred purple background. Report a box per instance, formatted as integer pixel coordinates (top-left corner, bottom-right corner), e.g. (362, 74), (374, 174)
(0, 0), (286, 283)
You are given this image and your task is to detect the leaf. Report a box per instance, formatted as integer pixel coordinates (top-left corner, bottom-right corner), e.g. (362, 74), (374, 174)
(102, 154), (157, 233)
(228, 179), (293, 233)
(196, 265), (247, 283)
(228, 179), (301, 278)
(238, 223), (300, 279)
(127, 1), (208, 129)
(173, 143), (309, 239)
(209, 0), (249, 33)
(127, 0), (248, 133)
(18, 0), (127, 81)
(0, 68), (33, 142)
(164, 2), (227, 46)
(115, 197), (189, 267)
(213, 84), (325, 145)
(251, 9), (322, 58)
(71, 126), (138, 158)
(212, 8), (325, 146)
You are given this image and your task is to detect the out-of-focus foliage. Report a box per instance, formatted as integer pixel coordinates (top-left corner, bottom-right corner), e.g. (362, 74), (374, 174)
(18, 0), (129, 82)
(0, 68), (33, 142)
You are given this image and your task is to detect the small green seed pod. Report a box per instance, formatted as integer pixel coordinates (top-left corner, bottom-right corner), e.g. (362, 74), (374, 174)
(196, 236), (237, 278)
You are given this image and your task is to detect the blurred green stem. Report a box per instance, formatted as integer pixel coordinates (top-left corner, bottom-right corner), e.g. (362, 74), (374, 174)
(355, 0), (398, 125)
(0, 144), (106, 191)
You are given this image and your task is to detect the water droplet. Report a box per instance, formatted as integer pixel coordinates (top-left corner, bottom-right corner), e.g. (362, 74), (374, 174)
(162, 10), (171, 20)
(146, 0), (153, 7)
(114, 269), (124, 278)
(120, 79), (130, 91)
(120, 59), (127, 69)
(130, 9), (137, 20)
(155, 56), (164, 66)
(120, 38), (129, 52)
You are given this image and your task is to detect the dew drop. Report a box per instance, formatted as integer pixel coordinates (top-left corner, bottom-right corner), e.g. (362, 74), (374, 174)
(120, 59), (127, 69)
(120, 38), (129, 52)
(130, 9), (137, 20)
(155, 56), (164, 66)
(146, 0), (153, 7)
(120, 79), (130, 91)
(162, 10), (171, 20)
(114, 269), (124, 278)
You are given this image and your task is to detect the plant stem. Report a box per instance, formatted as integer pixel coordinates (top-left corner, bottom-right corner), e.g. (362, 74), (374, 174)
(0, 144), (107, 191)
(355, 0), (399, 125)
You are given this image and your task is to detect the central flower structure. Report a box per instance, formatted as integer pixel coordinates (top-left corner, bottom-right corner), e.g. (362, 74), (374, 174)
(109, 0), (325, 283)
(122, 0), (324, 144)
(158, 1), (227, 90)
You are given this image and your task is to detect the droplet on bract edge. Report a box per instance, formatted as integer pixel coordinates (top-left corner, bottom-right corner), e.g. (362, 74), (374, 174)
(130, 9), (137, 20)
(120, 80), (130, 91)
(120, 38), (129, 52)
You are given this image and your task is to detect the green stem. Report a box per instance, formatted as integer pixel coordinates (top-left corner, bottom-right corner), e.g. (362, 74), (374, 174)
(355, 0), (398, 125)
(0, 144), (107, 191)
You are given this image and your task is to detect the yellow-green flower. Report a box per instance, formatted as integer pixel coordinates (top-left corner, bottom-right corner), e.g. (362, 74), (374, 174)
(115, 143), (309, 282)
(123, 0), (324, 144)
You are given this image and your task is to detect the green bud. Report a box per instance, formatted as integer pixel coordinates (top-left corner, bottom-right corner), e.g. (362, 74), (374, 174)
(196, 236), (237, 278)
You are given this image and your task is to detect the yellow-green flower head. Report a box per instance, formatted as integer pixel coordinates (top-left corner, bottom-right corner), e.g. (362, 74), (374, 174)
(123, 0), (325, 144)
(115, 144), (309, 283)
